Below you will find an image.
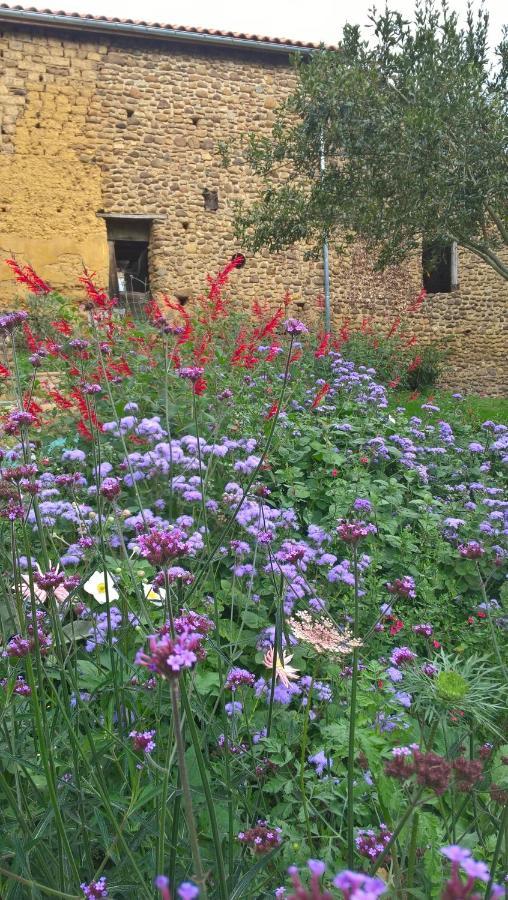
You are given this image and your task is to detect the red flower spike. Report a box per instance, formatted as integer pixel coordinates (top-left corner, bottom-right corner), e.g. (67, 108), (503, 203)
(314, 332), (331, 358)
(387, 317), (401, 338)
(408, 288), (427, 314)
(5, 258), (51, 295)
(0, 363), (11, 378)
(311, 383), (331, 409)
(265, 403), (279, 420)
(79, 269), (116, 310)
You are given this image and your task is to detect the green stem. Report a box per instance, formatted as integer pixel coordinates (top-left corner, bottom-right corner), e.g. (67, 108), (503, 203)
(485, 804), (508, 899)
(406, 810), (419, 895)
(170, 679), (207, 898)
(300, 675), (314, 848)
(347, 545), (360, 868)
(369, 786), (425, 876)
(180, 679), (228, 900)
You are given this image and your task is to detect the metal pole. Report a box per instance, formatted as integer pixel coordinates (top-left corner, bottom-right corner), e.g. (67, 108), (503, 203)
(320, 131), (331, 332)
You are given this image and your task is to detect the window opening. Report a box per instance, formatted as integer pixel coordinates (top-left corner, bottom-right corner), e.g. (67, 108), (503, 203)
(422, 242), (456, 293)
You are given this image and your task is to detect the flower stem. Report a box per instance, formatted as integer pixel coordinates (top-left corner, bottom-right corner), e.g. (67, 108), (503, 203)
(347, 545), (360, 867)
(170, 679), (207, 898)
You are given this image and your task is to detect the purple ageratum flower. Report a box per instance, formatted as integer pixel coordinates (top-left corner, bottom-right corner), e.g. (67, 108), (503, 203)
(225, 701), (243, 716)
(130, 729), (156, 753)
(468, 442), (485, 453)
(137, 527), (190, 565)
(284, 318), (308, 335)
(308, 750), (332, 776)
(177, 884), (200, 899)
(353, 498), (372, 512)
(80, 878), (108, 898)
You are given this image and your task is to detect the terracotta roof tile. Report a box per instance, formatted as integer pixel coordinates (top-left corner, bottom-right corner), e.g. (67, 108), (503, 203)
(0, 3), (331, 50)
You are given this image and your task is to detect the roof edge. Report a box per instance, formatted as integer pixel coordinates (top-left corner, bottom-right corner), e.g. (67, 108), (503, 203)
(0, 6), (317, 55)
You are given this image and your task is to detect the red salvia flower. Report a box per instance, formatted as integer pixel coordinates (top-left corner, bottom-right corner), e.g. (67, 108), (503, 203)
(408, 288), (427, 314)
(361, 317), (372, 334)
(5, 258), (51, 295)
(77, 420), (93, 440)
(193, 376), (207, 395)
(289, 349), (303, 364)
(387, 317), (401, 338)
(405, 335), (418, 347)
(258, 307), (284, 339)
(339, 320), (350, 342)
(22, 322), (40, 353)
(50, 320), (73, 336)
(408, 355), (422, 373)
(46, 388), (73, 410)
(207, 255), (245, 319)
(79, 269), (115, 310)
(409, 390), (420, 400)
(311, 383), (331, 409)
(0, 363), (11, 378)
(314, 332), (331, 358)
(265, 402), (279, 420)
(388, 377), (401, 388)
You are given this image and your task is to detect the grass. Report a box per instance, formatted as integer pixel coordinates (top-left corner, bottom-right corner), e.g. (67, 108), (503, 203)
(392, 390), (508, 426)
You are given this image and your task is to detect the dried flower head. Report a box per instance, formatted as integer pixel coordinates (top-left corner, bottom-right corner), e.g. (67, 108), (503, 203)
(288, 611), (362, 655)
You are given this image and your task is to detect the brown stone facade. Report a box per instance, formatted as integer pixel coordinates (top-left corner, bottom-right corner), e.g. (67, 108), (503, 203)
(0, 18), (506, 395)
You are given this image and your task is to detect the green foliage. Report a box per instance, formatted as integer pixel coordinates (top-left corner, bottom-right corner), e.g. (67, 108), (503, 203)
(236, 2), (508, 281)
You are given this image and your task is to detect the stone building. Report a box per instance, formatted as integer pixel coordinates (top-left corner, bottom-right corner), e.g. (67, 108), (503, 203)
(0, 3), (506, 394)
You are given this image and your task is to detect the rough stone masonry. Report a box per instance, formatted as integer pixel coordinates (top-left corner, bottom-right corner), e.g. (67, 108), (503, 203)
(0, 7), (506, 394)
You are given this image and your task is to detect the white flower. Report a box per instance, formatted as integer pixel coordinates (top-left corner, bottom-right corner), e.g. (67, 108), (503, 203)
(143, 583), (164, 607)
(83, 570), (119, 604)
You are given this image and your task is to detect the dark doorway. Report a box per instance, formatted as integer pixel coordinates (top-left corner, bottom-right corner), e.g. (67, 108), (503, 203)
(105, 217), (152, 319)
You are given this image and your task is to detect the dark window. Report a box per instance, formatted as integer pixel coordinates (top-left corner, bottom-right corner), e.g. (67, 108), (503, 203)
(422, 242), (454, 293)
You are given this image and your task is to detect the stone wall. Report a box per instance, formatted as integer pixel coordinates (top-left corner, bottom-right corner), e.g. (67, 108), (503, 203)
(0, 22), (506, 395)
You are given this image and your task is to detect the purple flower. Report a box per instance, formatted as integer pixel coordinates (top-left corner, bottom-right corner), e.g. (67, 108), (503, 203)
(225, 701), (243, 716)
(284, 318), (308, 335)
(225, 668), (255, 691)
(80, 878), (108, 898)
(308, 750), (332, 776)
(130, 729), (156, 753)
(137, 527), (190, 565)
(177, 883), (200, 899)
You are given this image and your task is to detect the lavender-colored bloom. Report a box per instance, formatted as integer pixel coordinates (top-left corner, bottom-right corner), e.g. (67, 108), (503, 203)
(353, 498), (372, 512)
(284, 318), (308, 335)
(225, 668), (255, 691)
(308, 750), (332, 776)
(177, 884), (200, 900)
(225, 701), (243, 716)
(80, 878), (108, 898)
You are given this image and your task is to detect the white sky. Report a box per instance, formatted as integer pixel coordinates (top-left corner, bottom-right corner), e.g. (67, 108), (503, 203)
(33, 0), (506, 48)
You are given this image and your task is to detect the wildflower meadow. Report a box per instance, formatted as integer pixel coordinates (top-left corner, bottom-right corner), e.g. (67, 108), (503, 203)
(0, 257), (507, 899)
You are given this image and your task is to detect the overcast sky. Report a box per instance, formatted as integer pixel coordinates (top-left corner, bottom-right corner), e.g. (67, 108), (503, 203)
(37, 0), (506, 48)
